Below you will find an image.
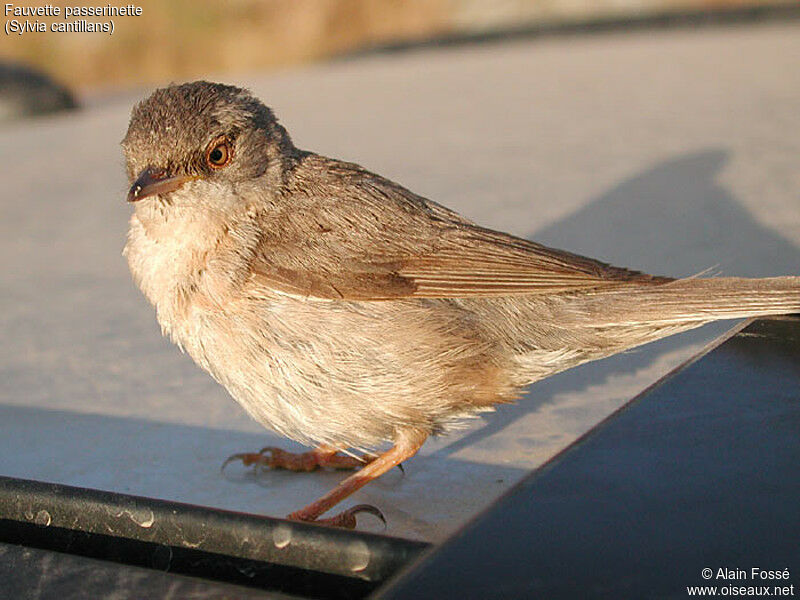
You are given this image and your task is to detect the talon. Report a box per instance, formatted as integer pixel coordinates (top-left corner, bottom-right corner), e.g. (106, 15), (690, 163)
(348, 504), (387, 529)
(288, 504), (386, 529)
(220, 452), (263, 473)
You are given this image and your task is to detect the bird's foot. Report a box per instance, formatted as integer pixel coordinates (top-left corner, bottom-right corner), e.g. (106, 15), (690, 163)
(223, 429), (427, 530)
(287, 504), (386, 529)
(222, 446), (372, 473)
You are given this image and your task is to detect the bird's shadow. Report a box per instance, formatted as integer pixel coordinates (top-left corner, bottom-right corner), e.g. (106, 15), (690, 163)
(436, 149), (800, 458)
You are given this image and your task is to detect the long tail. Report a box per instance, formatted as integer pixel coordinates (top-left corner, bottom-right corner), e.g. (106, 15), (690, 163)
(511, 276), (800, 387)
(590, 276), (800, 326)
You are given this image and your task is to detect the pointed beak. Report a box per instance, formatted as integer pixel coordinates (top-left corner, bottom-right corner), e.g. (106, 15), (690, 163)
(127, 167), (199, 203)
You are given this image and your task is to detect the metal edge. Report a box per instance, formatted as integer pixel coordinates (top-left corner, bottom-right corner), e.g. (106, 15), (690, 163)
(0, 475), (429, 584)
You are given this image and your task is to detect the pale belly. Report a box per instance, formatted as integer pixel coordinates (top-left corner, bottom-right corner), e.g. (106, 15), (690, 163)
(166, 291), (511, 451)
(126, 210), (514, 451)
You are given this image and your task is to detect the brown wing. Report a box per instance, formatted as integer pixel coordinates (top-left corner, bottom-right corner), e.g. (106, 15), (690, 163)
(247, 154), (670, 301)
(395, 226), (671, 298)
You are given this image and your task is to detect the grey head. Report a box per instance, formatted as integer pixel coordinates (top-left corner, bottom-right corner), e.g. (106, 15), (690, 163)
(122, 81), (295, 204)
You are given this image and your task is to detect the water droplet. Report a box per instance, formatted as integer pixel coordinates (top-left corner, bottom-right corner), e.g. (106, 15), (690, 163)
(272, 524), (292, 549)
(114, 506), (155, 528)
(127, 508), (155, 528)
(34, 510), (51, 526)
(347, 540), (370, 572)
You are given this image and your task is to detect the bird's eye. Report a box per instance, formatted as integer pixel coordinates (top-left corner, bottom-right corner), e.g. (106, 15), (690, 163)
(205, 136), (233, 169)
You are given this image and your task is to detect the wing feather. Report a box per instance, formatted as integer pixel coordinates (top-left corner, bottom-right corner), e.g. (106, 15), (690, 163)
(246, 154), (670, 301)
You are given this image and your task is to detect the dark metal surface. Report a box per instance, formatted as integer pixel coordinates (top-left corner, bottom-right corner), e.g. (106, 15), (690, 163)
(377, 316), (800, 599)
(0, 477), (428, 599)
(0, 541), (285, 599)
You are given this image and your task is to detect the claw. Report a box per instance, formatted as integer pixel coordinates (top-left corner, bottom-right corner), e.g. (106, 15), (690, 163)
(220, 452), (259, 473)
(347, 504), (387, 529)
(289, 504), (386, 529)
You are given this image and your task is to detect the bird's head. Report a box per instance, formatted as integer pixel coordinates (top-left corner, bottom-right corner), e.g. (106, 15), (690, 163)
(122, 81), (294, 206)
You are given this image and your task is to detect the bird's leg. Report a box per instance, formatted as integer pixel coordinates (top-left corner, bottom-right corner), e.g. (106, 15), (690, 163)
(287, 428), (427, 528)
(223, 444), (373, 472)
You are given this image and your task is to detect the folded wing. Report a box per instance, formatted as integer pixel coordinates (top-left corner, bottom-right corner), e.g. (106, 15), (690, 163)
(247, 155), (670, 301)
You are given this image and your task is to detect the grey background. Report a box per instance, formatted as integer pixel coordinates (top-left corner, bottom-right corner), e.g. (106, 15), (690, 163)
(1, 21), (798, 541)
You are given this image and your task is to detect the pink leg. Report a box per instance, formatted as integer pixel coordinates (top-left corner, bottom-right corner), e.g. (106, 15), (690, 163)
(287, 428), (427, 528)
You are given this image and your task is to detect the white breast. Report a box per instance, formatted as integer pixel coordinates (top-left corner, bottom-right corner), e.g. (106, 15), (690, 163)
(123, 198), (234, 343)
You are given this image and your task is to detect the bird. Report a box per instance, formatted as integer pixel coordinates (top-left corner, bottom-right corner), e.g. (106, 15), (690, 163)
(122, 81), (800, 528)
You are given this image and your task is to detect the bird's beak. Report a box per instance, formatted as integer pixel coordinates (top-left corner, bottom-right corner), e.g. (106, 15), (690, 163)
(127, 167), (199, 203)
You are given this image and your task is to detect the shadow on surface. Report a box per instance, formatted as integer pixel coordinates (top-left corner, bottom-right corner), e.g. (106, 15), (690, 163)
(0, 404), (528, 542)
(438, 150), (800, 457)
(535, 150), (800, 278)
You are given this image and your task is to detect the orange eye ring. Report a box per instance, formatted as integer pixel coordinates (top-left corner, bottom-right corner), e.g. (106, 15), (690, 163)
(205, 136), (234, 169)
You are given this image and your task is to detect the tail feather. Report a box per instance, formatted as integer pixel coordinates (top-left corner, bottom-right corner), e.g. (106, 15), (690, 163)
(591, 276), (800, 326)
(510, 275), (799, 387)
